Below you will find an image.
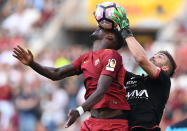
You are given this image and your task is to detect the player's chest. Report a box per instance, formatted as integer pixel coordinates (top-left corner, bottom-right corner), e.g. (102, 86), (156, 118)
(126, 78), (151, 100)
(81, 56), (103, 74)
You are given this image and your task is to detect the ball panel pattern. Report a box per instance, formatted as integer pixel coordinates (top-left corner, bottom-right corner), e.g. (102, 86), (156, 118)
(94, 2), (118, 29)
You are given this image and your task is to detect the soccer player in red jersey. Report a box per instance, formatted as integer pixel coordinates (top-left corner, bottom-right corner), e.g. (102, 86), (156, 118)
(12, 27), (130, 130)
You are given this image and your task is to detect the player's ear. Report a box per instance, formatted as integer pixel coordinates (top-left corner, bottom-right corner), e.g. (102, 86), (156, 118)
(162, 65), (169, 72)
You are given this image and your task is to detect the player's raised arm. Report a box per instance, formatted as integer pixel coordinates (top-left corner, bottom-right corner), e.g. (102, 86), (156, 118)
(125, 37), (159, 78)
(13, 45), (77, 80)
(111, 7), (159, 78)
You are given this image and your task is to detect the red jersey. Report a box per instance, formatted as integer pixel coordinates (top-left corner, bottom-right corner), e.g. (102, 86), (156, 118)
(72, 49), (130, 110)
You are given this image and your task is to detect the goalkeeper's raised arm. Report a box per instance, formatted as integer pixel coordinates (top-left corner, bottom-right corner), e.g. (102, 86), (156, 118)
(111, 7), (161, 78)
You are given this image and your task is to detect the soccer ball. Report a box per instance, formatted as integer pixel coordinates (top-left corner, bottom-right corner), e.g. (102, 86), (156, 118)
(94, 1), (118, 29)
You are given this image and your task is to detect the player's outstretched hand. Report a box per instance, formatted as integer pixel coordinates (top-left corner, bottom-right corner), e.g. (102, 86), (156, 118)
(110, 6), (129, 30)
(111, 6), (133, 39)
(13, 45), (34, 66)
(65, 109), (80, 128)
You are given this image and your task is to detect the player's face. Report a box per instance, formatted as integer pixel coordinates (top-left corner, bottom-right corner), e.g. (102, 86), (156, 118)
(90, 28), (108, 41)
(90, 28), (103, 41)
(90, 28), (115, 41)
(90, 28), (116, 51)
(150, 53), (168, 68)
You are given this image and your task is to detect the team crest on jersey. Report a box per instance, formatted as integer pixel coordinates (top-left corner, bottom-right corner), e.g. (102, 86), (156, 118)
(83, 59), (88, 64)
(95, 59), (100, 66)
(106, 59), (116, 71)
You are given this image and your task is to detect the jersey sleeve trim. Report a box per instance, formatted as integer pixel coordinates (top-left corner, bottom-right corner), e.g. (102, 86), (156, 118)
(154, 68), (161, 79)
(72, 55), (83, 74)
(72, 63), (80, 74)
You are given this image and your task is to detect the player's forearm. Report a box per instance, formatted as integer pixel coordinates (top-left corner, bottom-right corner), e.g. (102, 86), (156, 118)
(125, 36), (148, 64)
(125, 36), (159, 78)
(81, 89), (105, 112)
(29, 61), (63, 80)
(81, 75), (113, 112)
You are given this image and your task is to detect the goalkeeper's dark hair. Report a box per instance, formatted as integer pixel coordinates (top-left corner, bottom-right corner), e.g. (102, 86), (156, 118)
(107, 28), (124, 50)
(158, 50), (177, 77)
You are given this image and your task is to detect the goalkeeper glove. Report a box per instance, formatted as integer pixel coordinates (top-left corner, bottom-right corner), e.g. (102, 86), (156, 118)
(110, 7), (133, 39)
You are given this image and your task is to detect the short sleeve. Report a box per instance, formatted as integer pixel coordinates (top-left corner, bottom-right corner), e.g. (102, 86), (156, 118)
(72, 55), (82, 75)
(153, 68), (161, 79)
(101, 50), (122, 78)
(155, 69), (171, 86)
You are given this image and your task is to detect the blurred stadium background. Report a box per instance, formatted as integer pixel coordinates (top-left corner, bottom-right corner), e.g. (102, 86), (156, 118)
(0, 0), (187, 131)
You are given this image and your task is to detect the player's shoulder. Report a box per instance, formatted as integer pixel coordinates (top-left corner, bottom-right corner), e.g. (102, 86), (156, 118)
(157, 69), (171, 81)
(75, 51), (90, 62)
(149, 69), (171, 87)
(80, 51), (90, 58)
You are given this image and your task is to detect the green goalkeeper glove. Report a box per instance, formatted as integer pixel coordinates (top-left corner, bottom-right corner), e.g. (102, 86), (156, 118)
(110, 7), (133, 39)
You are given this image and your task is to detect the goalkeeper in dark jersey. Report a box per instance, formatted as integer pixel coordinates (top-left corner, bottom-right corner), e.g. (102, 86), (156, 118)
(111, 7), (177, 131)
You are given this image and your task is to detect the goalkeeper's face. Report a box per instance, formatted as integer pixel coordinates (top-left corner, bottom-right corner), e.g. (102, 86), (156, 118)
(150, 53), (169, 71)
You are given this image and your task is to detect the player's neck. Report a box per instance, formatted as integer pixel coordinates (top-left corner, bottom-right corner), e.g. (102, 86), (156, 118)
(93, 41), (110, 52)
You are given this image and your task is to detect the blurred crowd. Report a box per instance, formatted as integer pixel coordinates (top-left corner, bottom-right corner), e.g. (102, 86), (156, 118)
(0, 0), (187, 131)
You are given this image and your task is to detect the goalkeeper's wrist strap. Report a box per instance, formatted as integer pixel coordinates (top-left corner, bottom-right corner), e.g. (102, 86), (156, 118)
(121, 28), (133, 39)
(76, 106), (84, 116)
